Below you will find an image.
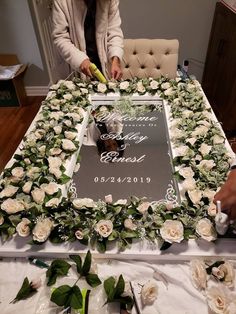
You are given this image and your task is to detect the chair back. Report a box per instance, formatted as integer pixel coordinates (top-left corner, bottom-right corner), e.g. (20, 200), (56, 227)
(121, 39), (179, 79)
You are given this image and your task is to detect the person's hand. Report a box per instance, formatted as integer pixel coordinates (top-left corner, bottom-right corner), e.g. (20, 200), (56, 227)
(111, 56), (122, 80)
(79, 59), (92, 77)
(213, 170), (236, 220)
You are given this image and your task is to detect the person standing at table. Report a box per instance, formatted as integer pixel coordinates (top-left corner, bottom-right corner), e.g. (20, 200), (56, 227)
(52, 0), (124, 80)
(214, 161), (236, 220)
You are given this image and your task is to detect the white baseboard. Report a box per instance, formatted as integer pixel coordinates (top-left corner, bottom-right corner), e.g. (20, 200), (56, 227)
(25, 85), (50, 96)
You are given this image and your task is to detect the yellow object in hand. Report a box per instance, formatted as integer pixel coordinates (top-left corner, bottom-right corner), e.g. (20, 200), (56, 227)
(89, 63), (107, 83)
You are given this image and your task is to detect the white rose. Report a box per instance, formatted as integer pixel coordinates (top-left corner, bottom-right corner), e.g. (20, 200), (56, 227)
(24, 158), (31, 165)
(119, 81), (129, 90)
(97, 83), (107, 93)
(171, 129), (185, 140)
(141, 280), (158, 305)
(124, 218), (137, 231)
(164, 87), (174, 96)
(170, 118), (182, 129)
(188, 189), (202, 205)
(198, 160), (216, 170)
(48, 157), (62, 169)
(95, 220), (113, 238)
(196, 218), (217, 241)
(80, 88), (88, 95)
(35, 129), (45, 139)
(206, 285), (232, 314)
(41, 182), (59, 195)
(179, 167), (194, 179)
(197, 120), (211, 128)
(137, 202), (150, 214)
(182, 178), (196, 191)
(182, 110), (193, 118)
(45, 198), (60, 207)
(174, 145), (189, 157)
(192, 126), (209, 137)
(72, 90), (81, 97)
(22, 181), (33, 194)
(190, 259), (207, 290)
(53, 125), (62, 135)
(203, 189), (216, 201)
(75, 229), (84, 240)
(0, 185), (18, 198)
(31, 188), (45, 204)
(64, 131), (77, 140)
(62, 139), (76, 151)
(105, 194), (113, 204)
(32, 217), (54, 242)
(27, 167), (41, 179)
(16, 218), (31, 237)
(73, 198), (95, 209)
(1, 198), (24, 214)
(63, 93), (73, 100)
(165, 202), (174, 210)
(50, 99), (60, 106)
(66, 112), (81, 122)
(160, 220), (184, 243)
(38, 145), (46, 154)
(137, 81), (146, 93)
(213, 135), (225, 145)
(74, 163), (81, 173)
(63, 81), (75, 90)
(186, 137), (197, 146)
(30, 278), (42, 290)
(150, 80), (159, 89)
(49, 111), (63, 120)
(11, 167), (24, 179)
(195, 154), (203, 161)
(161, 82), (171, 89)
(64, 119), (72, 127)
(49, 167), (62, 179)
(199, 143), (212, 156)
(212, 267), (225, 280)
(0, 215), (4, 225)
(114, 199), (127, 206)
(207, 203), (217, 217)
(108, 81), (117, 89)
(218, 262), (235, 287)
(49, 148), (62, 156)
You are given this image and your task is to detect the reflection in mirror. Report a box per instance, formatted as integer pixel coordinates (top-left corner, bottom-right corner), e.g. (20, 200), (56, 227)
(72, 96), (179, 203)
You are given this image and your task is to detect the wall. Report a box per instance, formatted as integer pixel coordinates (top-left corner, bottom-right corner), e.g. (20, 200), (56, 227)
(0, 0), (217, 87)
(0, 0), (49, 86)
(119, 0), (218, 81)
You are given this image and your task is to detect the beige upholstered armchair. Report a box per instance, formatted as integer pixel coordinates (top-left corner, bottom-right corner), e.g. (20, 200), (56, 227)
(121, 39), (179, 79)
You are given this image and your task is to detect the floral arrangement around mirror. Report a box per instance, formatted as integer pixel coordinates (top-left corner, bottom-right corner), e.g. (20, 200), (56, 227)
(0, 77), (234, 252)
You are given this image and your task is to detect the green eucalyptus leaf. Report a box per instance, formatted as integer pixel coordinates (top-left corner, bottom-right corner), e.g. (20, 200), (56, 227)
(114, 275), (125, 298)
(46, 260), (71, 286)
(96, 240), (106, 253)
(11, 277), (36, 303)
(85, 273), (102, 287)
(108, 230), (119, 241)
(104, 277), (116, 302)
(82, 250), (91, 276)
(120, 231), (137, 239)
(50, 284), (83, 309)
(58, 174), (71, 184)
(69, 255), (82, 274)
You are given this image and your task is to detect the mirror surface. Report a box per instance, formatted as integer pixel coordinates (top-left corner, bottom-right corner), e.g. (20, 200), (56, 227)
(72, 97), (178, 202)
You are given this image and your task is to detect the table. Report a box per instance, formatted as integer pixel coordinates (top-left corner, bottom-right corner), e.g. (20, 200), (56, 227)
(0, 77), (236, 313)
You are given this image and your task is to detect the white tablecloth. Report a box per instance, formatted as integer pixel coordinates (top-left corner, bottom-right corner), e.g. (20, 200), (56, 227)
(1, 257), (234, 314)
